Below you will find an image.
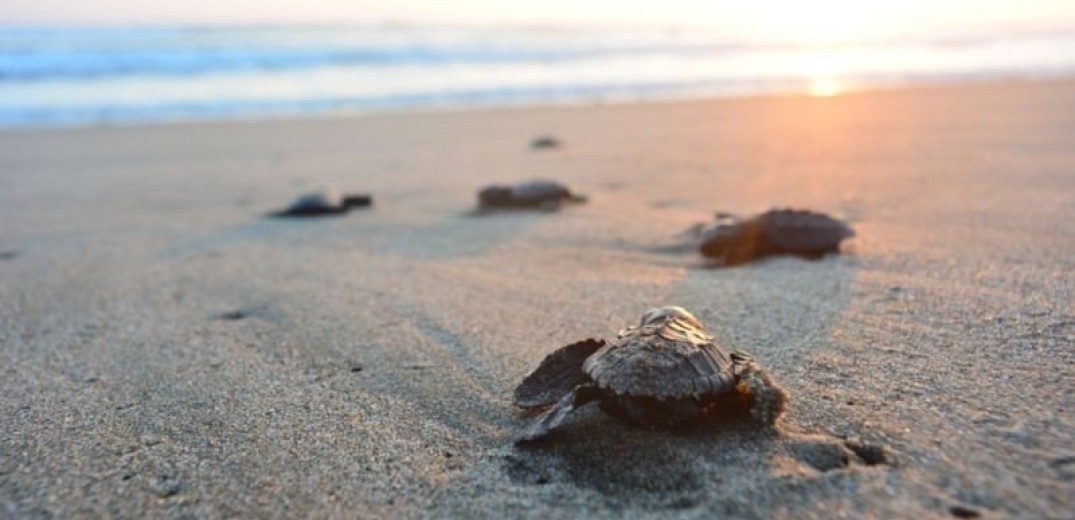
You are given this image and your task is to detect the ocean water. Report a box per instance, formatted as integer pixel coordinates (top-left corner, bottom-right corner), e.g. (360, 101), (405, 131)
(2, 24), (1074, 128)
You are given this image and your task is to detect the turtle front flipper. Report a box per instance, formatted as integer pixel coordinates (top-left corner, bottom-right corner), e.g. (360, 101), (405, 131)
(514, 339), (605, 408)
(515, 384), (600, 443)
(732, 355), (788, 426)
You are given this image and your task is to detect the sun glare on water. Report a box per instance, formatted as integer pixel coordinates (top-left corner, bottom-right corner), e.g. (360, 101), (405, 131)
(808, 78), (843, 97)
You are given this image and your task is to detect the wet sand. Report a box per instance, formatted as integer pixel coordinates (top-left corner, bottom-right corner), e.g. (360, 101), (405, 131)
(1, 79), (1073, 518)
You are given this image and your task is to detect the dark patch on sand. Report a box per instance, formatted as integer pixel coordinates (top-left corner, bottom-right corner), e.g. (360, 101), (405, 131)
(501, 453), (553, 486)
(214, 309), (250, 321)
(949, 504), (982, 518)
(1047, 455), (1075, 480)
(787, 438), (852, 472)
(530, 136), (562, 150)
(211, 305), (270, 322)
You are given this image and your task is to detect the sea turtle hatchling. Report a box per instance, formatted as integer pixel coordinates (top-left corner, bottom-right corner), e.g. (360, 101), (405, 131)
(268, 189), (372, 217)
(477, 179), (587, 212)
(513, 306), (788, 443)
(530, 135), (562, 150)
(697, 208), (854, 265)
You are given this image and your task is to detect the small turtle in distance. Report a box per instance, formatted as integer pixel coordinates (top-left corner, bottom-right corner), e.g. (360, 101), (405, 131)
(696, 208), (854, 265)
(268, 189), (372, 218)
(530, 135), (562, 150)
(514, 306), (787, 443)
(476, 179), (587, 212)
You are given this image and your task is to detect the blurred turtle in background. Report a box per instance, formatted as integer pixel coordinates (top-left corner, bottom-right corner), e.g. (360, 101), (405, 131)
(530, 135), (562, 150)
(693, 209), (854, 265)
(476, 179), (587, 213)
(268, 189), (372, 218)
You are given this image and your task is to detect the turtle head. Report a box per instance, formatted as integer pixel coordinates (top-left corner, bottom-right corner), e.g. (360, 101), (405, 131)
(640, 306), (703, 329)
(342, 194), (372, 208)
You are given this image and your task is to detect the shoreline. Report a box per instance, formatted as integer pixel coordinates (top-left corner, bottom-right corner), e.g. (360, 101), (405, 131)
(4, 74), (1074, 134)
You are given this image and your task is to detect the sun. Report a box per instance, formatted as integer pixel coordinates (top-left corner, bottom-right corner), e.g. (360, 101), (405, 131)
(808, 78), (843, 97)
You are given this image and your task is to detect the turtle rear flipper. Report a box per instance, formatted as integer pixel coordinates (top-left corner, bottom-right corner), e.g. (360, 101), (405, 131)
(515, 384), (600, 443)
(514, 339), (604, 408)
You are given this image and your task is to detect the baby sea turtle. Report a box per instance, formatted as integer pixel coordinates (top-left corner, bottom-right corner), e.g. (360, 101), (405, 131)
(530, 135), (562, 150)
(698, 209), (854, 265)
(477, 179), (587, 212)
(268, 189), (372, 217)
(514, 306), (787, 443)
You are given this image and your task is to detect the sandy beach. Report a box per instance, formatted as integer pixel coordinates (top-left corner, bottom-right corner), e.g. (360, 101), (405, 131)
(1, 79), (1073, 518)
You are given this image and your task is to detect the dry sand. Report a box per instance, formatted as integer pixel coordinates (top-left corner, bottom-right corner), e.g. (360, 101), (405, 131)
(1, 79), (1073, 519)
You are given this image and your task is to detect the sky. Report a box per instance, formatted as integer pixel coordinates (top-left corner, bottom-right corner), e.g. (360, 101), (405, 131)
(1, 0), (1074, 42)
